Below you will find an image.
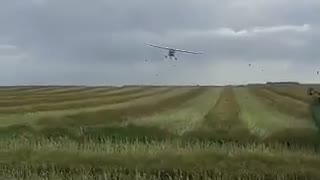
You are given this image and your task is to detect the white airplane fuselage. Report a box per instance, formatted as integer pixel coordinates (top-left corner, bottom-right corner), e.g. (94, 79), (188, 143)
(166, 49), (177, 60)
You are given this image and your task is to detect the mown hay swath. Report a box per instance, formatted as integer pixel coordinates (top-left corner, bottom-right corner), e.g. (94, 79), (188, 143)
(235, 88), (318, 139)
(131, 87), (221, 134)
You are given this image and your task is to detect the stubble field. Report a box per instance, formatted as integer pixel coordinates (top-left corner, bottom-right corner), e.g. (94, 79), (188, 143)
(1, 85), (320, 180)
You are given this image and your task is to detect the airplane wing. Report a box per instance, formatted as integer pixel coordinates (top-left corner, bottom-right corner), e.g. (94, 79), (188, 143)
(146, 43), (171, 50)
(146, 43), (203, 54)
(173, 48), (203, 54)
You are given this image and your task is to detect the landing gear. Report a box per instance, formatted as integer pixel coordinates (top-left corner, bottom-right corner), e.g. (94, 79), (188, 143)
(164, 55), (177, 60)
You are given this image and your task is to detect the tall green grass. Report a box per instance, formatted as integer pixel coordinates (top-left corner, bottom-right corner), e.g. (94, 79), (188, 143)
(1, 165), (316, 180)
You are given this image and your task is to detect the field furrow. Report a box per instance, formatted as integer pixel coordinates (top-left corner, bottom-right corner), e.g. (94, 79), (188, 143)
(3, 86), (63, 93)
(36, 86), (142, 96)
(235, 88), (318, 139)
(186, 87), (254, 141)
(265, 85), (313, 103)
(23, 86), (113, 94)
(0, 86), (91, 96)
(0, 86), (42, 92)
(0, 88), (170, 114)
(130, 87), (222, 135)
(0, 87), (158, 109)
(0, 87), (195, 127)
(0, 86), (139, 100)
(38, 88), (203, 126)
(35, 87), (207, 128)
(250, 87), (312, 119)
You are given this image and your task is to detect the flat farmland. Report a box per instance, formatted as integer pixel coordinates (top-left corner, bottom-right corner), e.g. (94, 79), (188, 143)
(1, 85), (320, 180)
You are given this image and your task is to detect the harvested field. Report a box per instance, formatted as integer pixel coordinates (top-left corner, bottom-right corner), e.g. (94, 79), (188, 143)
(250, 87), (311, 119)
(185, 87), (255, 141)
(1, 85), (320, 179)
(265, 84), (314, 103)
(0, 87), (170, 113)
(235, 88), (318, 140)
(131, 87), (222, 134)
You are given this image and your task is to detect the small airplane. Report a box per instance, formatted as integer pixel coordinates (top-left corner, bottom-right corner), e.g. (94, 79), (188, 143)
(146, 43), (203, 60)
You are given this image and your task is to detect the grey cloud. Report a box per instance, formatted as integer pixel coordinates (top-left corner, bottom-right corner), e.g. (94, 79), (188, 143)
(211, 24), (311, 36)
(0, 0), (319, 85)
(0, 45), (19, 56)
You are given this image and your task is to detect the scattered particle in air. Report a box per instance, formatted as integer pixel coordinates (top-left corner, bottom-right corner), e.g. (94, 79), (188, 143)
(317, 71), (319, 75)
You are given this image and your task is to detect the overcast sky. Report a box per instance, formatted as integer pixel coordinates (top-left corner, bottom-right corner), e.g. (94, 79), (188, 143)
(1, 0), (320, 85)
